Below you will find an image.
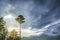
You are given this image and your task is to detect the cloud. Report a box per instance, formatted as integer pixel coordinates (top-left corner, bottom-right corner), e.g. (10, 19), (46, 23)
(3, 14), (44, 37)
(0, 4), (15, 17)
(1, 0), (60, 37)
(44, 19), (60, 36)
(4, 4), (15, 14)
(21, 19), (60, 37)
(21, 27), (44, 37)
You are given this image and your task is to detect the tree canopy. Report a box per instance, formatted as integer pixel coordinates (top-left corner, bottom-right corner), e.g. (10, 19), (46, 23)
(16, 15), (25, 24)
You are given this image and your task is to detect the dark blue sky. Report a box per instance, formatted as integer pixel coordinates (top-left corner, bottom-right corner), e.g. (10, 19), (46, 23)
(0, 0), (60, 36)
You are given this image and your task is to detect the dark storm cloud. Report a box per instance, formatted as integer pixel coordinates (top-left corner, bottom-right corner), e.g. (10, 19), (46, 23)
(0, 0), (60, 36)
(30, 0), (55, 28)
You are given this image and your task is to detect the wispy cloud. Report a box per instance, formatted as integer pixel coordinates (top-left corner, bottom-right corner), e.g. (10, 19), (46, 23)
(1, 0), (60, 37)
(21, 19), (60, 37)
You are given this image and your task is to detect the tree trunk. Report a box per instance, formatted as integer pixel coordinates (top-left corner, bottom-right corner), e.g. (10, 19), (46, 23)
(5, 36), (7, 40)
(20, 24), (21, 40)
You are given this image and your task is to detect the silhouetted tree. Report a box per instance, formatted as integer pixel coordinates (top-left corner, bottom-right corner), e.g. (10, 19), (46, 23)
(0, 17), (5, 31)
(15, 15), (25, 39)
(16, 15), (25, 26)
(0, 17), (8, 40)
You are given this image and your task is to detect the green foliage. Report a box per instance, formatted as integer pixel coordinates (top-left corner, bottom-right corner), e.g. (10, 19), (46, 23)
(0, 33), (5, 40)
(0, 27), (8, 40)
(7, 29), (20, 40)
(10, 29), (18, 38)
(15, 15), (25, 40)
(0, 17), (5, 26)
(16, 15), (25, 24)
(0, 17), (5, 31)
(0, 17), (8, 40)
(0, 17), (8, 35)
(2, 27), (8, 36)
(7, 36), (20, 40)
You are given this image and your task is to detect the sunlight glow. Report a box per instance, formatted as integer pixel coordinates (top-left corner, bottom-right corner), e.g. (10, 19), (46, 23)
(3, 14), (19, 32)
(8, 26), (19, 33)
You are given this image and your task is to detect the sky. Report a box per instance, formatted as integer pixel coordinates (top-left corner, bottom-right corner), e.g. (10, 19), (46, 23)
(0, 0), (60, 38)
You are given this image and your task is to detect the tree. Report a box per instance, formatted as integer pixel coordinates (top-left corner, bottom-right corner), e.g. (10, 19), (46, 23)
(0, 17), (5, 31)
(2, 27), (8, 40)
(10, 29), (18, 38)
(7, 29), (20, 40)
(15, 15), (25, 39)
(0, 17), (8, 40)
